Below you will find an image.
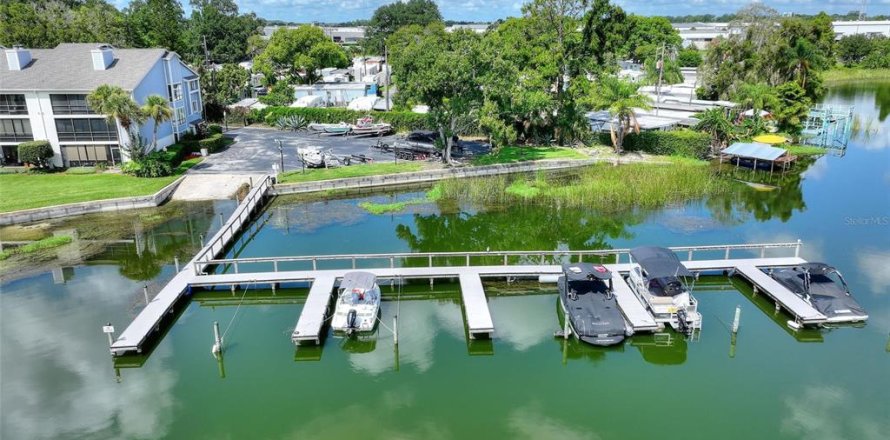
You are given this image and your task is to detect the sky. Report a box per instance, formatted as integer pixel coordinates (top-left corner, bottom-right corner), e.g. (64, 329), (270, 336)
(114, 1), (890, 23)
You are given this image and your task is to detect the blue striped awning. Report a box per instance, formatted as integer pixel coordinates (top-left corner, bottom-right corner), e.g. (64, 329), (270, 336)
(721, 142), (787, 161)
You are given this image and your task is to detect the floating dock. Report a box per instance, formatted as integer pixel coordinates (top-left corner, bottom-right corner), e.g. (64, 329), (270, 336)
(107, 181), (838, 356)
(291, 275), (337, 344)
(109, 176), (272, 355)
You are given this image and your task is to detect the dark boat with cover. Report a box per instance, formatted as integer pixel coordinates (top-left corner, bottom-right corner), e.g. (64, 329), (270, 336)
(769, 263), (868, 323)
(558, 263), (632, 346)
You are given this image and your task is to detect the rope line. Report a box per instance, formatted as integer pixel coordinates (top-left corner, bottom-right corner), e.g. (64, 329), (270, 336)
(221, 280), (254, 342)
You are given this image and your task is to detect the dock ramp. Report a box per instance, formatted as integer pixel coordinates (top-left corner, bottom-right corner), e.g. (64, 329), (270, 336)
(459, 273), (495, 338)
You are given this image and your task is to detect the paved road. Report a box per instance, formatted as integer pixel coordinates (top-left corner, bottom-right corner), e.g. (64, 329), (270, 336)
(188, 127), (401, 175)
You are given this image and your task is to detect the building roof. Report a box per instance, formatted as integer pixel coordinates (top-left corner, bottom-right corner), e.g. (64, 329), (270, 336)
(722, 142), (787, 161)
(1, 43), (167, 92)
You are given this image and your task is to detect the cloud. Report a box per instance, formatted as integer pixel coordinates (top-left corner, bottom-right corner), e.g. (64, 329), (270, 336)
(856, 249), (890, 294)
(0, 267), (177, 440)
(508, 404), (602, 440)
(782, 385), (889, 440)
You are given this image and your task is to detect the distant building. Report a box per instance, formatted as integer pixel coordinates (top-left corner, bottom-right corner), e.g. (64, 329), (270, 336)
(1, 43), (202, 167)
(262, 26), (366, 44)
(445, 24), (491, 33)
(674, 20), (890, 49)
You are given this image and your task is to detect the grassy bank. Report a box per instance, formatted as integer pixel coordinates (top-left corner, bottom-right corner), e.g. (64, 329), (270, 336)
(0, 235), (72, 261)
(0, 173), (181, 213)
(786, 145), (827, 156)
(823, 68), (890, 84)
(278, 162), (424, 184)
(472, 146), (588, 165)
(434, 162), (732, 212)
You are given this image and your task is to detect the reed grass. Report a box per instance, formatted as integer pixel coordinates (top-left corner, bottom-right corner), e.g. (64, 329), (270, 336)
(0, 235), (72, 261)
(432, 163), (732, 212)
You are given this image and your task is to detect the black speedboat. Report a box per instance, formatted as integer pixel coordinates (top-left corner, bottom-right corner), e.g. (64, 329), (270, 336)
(558, 263), (632, 346)
(769, 263), (868, 324)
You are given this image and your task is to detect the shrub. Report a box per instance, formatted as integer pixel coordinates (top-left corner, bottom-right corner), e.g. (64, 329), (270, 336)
(198, 133), (225, 153)
(207, 124), (223, 135)
(261, 106), (428, 132)
(132, 153), (173, 177)
(157, 143), (190, 167)
(17, 140), (54, 167)
(598, 129), (710, 158)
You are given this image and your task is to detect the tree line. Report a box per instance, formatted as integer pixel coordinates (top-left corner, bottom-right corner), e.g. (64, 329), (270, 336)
(0, 0), (262, 65)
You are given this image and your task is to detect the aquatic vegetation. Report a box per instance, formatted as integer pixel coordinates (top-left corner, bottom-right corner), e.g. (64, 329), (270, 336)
(0, 235), (72, 261)
(433, 163), (733, 212)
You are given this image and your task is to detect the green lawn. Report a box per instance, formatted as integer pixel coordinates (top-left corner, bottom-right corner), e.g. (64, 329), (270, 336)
(278, 162), (424, 183)
(0, 173), (180, 212)
(786, 145), (827, 156)
(823, 68), (890, 84)
(472, 146), (588, 165)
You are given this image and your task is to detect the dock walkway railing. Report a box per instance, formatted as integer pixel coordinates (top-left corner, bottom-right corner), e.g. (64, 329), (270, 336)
(193, 241), (802, 276)
(191, 175), (272, 270)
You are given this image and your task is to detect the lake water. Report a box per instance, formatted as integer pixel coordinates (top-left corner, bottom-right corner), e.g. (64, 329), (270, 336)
(2, 83), (888, 439)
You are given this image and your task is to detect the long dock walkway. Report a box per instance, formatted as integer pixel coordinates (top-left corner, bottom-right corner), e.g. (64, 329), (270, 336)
(111, 239), (828, 355)
(110, 176), (272, 355)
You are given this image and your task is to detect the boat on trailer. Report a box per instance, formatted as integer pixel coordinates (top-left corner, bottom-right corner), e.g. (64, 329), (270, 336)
(349, 116), (392, 136)
(558, 263), (632, 346)
(331, 272), (381, 335)
(308, 122), (351, 135)
(768, 263), (868, 324)
(627, 246), (702, 335)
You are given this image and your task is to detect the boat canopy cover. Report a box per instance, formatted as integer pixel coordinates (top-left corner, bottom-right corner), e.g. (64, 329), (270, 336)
(722, 142), (787, 161)
(562, 263), (612, 281)
(798, 262), (836, 275)
(630, 246), (693, 278)
(339, 271), (377, 293)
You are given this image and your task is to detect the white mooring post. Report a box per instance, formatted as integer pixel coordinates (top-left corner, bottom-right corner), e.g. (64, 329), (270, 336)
(143, 285), (149, 303)
(212, 321), (222, 355)
(563, 315), (569, 340)
(731, 305), (741, 334)
(393, 316), (398, 345)
(103, 323), (115, 347)
(174, 256), (180, 272)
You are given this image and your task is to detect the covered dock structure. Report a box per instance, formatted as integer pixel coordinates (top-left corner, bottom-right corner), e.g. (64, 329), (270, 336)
(719, 142), (797, 172)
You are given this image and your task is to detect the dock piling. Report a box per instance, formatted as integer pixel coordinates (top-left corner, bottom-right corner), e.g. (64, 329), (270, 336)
(393, 316), (398, 345)
(174, 256), (180, 272)
(731, 305), (741, 334)
(103, 322), (115, 347)
(143, 285), (149, 304)
(212, 321), (222, 355)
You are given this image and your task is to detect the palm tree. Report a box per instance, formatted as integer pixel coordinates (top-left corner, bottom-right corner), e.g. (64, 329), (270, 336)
(141, 95), (173, 151)
(88, 85), (147, 161)
(590, 77), (652, 153)
(87, 84), (145, 133)
(695, 108), (736, 154)
(736, 82), (779, 120)
(786, 39), (825, 91)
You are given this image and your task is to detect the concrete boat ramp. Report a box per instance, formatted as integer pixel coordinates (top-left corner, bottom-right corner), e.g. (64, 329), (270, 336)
(107, 178), (837, 356)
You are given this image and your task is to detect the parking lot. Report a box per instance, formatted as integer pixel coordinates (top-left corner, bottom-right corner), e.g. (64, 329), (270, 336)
(189, 126), (489, 175)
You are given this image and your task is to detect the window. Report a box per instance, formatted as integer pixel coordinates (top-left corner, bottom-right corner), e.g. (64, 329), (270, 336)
(0, 119), (33, 142)
(50, 94), (96, 115)
(0, 94), (28, 115)
(174, 107), (186, 126)
(169, 83), (183, 101)
(61, 144), (119, 167)
(54, 118), (117, 141)
(187, 79), (199, 92)
(190, 96), (201, 114)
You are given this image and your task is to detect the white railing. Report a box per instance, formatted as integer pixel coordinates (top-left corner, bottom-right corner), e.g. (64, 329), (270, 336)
(192, 240), (802, 276)
(190, 176), (272, 272)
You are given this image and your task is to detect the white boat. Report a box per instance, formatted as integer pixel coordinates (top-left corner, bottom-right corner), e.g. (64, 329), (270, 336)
(308, 122), (351, 135)
(331, 272), (381, 335)
(297, 146), (341, 168)
(349, 116), (392, 136)
(627, 246), (702, 335)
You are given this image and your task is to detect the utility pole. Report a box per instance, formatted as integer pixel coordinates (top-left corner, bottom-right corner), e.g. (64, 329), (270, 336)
(655, 43), (665, 117)
(202, 35), (210, 67)
(384, 45), (391, 111)
(276, 139), (284, 174)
